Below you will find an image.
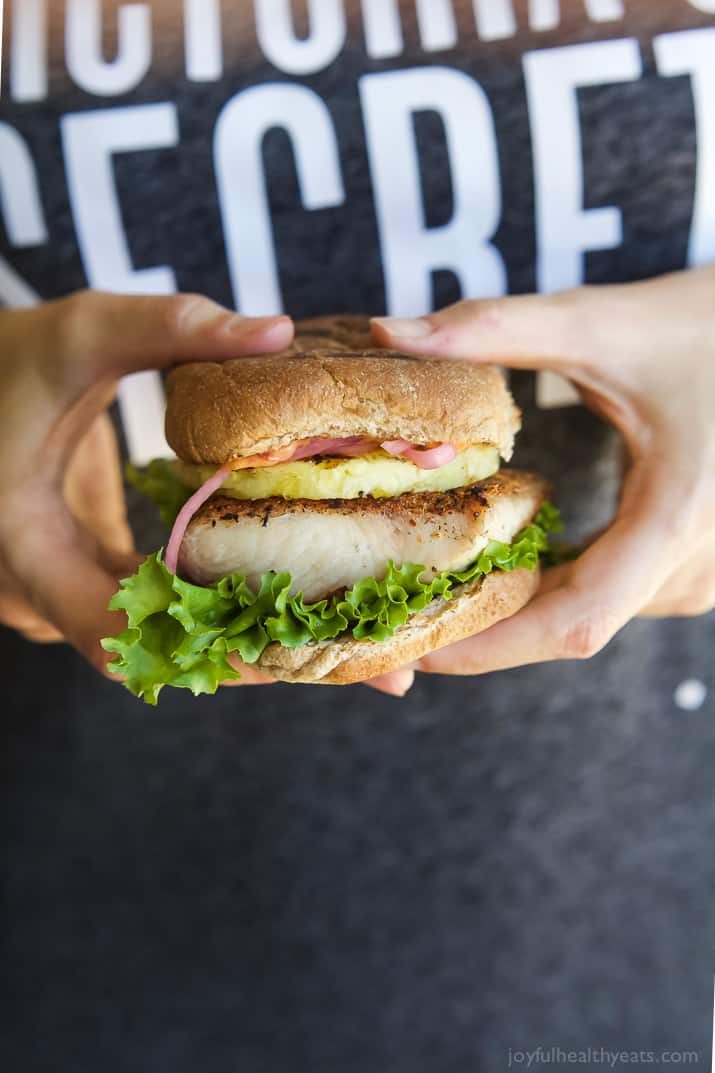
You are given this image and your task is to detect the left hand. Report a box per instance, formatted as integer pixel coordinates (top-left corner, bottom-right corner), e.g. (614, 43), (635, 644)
(371, 267), (715, 676)
(0, 291), (294, 681)
(0, 291), (414, 698)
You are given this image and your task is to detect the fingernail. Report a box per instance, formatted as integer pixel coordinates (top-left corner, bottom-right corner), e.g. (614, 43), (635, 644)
(228, 314), (290, 335)
(391, 669), (415, 696)
(371, 316), (432, 338)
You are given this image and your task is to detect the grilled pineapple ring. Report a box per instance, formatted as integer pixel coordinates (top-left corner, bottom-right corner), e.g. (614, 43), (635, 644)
(174, 446), (500, 501)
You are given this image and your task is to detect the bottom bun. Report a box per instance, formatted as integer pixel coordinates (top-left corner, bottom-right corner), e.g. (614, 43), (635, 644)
(255, 565), (540, 685)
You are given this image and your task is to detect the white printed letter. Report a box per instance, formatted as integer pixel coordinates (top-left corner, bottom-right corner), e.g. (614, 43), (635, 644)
(360, 67), (505, 316)
(473, 0), (516, 41)
(529, 1), (624, 31)
(0, 123), (48, 246)
(529, 0), (559, 32)
(655, 29), (715, 266)
(10, 0), (48, 101)
(362, 0), (457, 57)
(361, 0), (403, 59)
(214, 84), (345, 314)
(416, 0), (458, 51)
(65, 0), (151, 96)
(183, 0), (223, 81)
(254, 0), (345, 75)
(61, 104), (179, 462)
(524, 40), (641, 293)
(584, 0), (624, 19)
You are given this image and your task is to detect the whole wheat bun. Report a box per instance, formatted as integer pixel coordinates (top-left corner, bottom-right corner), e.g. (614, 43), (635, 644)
(165, 315), (521, 464)
(254, 565), (540, 685)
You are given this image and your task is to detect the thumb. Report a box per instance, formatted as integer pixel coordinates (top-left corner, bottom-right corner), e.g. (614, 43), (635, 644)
(44, 290), (294, 381)
(370, 294), (587, 378)
(5, 503), (128, 675)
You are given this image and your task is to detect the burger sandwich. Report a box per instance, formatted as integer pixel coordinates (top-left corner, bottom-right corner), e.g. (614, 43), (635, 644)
(103, 317), (561, 704)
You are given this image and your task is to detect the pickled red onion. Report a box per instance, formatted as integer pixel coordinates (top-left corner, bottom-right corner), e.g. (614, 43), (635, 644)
(225, 436), (457, 469)
(288, 436), (376, 461)
(289, 436), (457, 466)
(164, 463), (231, 575)
(334, 439), (383, 458)
(381, 440), (458, 470)
(381, 439), (412, 456)
(226, 445), (296, 469)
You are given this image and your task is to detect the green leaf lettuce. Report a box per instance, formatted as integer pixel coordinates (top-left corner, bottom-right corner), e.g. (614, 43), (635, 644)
(101, 503), (564, 705)
(125, 459), (191, 527)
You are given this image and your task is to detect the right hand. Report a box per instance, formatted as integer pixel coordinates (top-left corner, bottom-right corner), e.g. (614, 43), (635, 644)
(371, 267), (715, 677)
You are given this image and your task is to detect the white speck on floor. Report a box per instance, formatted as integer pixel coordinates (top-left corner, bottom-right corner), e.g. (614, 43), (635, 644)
(674, 679), (708, 712)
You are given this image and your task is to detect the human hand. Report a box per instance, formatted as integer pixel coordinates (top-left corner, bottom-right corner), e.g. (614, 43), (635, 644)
(371, 267), (715, 675)
(0, 290), (293, 684)
(0, 291), (414, 698)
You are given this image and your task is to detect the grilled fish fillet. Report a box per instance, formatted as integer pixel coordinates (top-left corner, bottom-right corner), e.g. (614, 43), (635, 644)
(179, 470), (549, 600)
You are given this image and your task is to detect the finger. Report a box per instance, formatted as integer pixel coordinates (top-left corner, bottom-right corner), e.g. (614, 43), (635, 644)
(370, 294), (588, 376)
(225, 663), (415, 693)
(64, 412), (134, 555)
(640, 551), (715, 618)
(223, 676), (275, 687)
(4, 494), (128, 673)
(225, 654), (276, 685)
(370, 299), (657, 448)
(95, 545), (144, 580)
(531, 561), (571, 597)
(18, 623), (65, 644)
(42, 290), (294, 380)
(418, 467), (683, 675)
(0, 592), (65, 643)
(29, 545), (126, 674)
(365, 668), (415, 697)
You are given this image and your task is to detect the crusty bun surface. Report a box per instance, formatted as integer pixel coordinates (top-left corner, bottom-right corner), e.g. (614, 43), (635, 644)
(253, 565), (540, 685)
(165, 315), (520, 464)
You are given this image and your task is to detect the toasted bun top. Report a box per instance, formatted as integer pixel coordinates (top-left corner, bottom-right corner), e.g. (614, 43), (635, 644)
(165, 315), (521, 464)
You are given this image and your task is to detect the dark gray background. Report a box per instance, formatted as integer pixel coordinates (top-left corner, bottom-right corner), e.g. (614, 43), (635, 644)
(2, 3), (715, 1070)
(3, 604), (714, 1073)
